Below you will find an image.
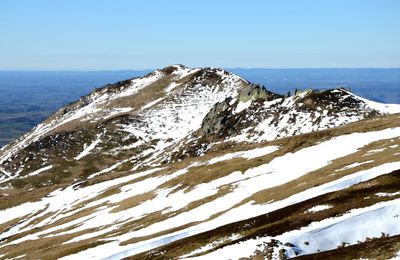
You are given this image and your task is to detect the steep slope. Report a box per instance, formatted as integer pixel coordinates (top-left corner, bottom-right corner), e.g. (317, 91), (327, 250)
(0, 65), (247, 183)
(199, 87), (394, 142)
(1, 114), (399, 260)
(0, 66), (400, 260)
(2, 66), (399, 185)
(171, 86), (400, 160)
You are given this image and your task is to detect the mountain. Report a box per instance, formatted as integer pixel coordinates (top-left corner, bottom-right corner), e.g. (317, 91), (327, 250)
(0, 65), (400, 259)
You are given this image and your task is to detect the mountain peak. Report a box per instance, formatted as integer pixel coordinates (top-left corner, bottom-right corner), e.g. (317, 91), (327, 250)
(156, 64), (189, 75)
(0, 65), (247, 181)
(1, 66), (400, 259)
(1, 67), (400, 184)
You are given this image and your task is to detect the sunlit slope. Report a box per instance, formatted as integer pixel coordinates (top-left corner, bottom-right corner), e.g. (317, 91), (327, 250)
(1, 66), (400, 259)
(0, 114), (399, 259)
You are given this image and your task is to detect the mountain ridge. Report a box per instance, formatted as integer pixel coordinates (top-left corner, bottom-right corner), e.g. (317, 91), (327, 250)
(0, 65), (400, 259)
(2, 65), (399, 183)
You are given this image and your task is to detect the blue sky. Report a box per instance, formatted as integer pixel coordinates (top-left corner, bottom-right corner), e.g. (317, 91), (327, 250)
(0, 0), (399, 70)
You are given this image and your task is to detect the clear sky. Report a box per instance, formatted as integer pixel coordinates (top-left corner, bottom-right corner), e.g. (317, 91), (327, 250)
(1, 0), (399, 70)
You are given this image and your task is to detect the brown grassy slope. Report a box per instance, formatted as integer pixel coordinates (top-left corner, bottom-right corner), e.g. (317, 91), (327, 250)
(0, 114), (399, 259)
(292, 234), (400, 260)
(133, 170), (400, 259)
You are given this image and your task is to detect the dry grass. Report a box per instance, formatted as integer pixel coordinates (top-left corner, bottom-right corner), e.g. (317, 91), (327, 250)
(246, 134), (400, 205)
(1, 113), (399, 259)
(0, 232), (108, 260)
(134, 169), (400, 259)
(110, 191), (156, 213)
(293, 234), (400, 260)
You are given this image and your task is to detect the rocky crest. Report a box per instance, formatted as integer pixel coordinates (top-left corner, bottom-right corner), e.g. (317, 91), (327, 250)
(1, 66), (399, 184)
(1, 66), (400, 260)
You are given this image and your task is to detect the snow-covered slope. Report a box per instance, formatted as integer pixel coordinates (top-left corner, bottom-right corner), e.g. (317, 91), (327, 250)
(2, 66), (400, 184)
(199, 87), (400, 142)
(1, 114), (400, 259)
(0, 65), (400, 259)
(0, 65), (247, 182)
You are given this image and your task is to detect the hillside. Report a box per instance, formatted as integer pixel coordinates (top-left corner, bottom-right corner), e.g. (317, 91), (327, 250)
(0, 65), (400, 259)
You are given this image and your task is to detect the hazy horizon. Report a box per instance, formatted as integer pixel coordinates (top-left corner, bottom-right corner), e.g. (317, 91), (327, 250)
(1, 67), (400, 72)
(1, 0), (399, 70)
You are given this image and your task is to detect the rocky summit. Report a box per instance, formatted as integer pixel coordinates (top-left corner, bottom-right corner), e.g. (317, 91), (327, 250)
(1, 65), (400, 259)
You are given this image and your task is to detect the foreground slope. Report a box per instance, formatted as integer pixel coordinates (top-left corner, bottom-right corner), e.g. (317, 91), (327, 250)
(1, 114), (399, 259)
(0, 66), (400, 259)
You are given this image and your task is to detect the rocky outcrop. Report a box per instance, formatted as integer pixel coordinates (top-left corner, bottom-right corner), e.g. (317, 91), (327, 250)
(198, 85), (283, 137)
(2, 66), (399, 184)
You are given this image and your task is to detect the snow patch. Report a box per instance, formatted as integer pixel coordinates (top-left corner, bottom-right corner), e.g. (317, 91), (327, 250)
(207, 146), (279, 165)
(24, 165), (53, 178)
(279, 198), (400, 257)
(234, 99), (252, 114)
(307, 205), (332, 213)
(74, 135), (102, 160)
(335, 160), (374, 172)
(141, 98), (165, 110)
(376, 191), (400, 197)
